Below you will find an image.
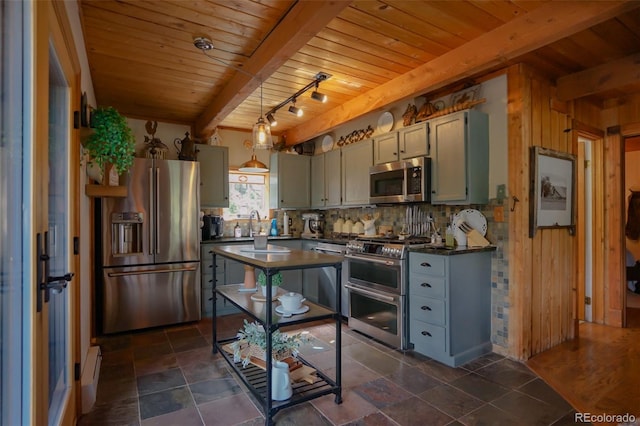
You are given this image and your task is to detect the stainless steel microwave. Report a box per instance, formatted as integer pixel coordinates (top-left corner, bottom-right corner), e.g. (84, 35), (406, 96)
(369, 156), (431, 204)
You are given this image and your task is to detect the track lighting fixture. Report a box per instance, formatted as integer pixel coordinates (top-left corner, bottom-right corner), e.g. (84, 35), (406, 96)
(265, 72), (331, 122)
(194, 38), (331, 135)
(288, 99), (303, 117)
(310, 82), (327, 103)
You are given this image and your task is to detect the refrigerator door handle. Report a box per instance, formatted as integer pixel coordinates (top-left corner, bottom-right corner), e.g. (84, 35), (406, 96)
(107, 265), (198, 277)
(156, 167), (160, 254)
(148, 167), (155, 255)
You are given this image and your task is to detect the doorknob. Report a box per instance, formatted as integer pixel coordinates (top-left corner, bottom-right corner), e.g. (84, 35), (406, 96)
(42, 273), (74, 295)
(37, 231), (74, 306)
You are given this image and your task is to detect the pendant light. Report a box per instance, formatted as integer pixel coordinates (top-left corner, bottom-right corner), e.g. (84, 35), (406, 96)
(252, 83), (273, 150)
(239, 150), (269, 173)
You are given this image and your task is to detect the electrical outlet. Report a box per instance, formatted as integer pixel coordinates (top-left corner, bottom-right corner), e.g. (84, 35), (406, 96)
(494, 206), (505, 222)
(496, 184), (506, 201)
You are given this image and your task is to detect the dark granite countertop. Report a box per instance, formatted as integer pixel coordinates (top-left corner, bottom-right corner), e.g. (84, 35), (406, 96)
(410, 245), (497, 256)
(201, 235), (299, 244)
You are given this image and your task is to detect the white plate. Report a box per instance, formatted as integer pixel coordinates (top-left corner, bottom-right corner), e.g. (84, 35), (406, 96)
(452, 209), (487, 246)
(377, 111), (394, 133)
(321, 134), (334, 153)
(275, 304), (309, 316)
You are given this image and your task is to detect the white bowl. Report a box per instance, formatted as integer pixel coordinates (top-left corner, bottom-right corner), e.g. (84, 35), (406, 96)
(278, 292), (306, 312)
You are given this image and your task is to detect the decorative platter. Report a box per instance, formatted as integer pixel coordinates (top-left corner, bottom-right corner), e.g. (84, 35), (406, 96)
(321, 134), (334, 153)
(452, 209), (487, 246)
(377, 111), (394, 133)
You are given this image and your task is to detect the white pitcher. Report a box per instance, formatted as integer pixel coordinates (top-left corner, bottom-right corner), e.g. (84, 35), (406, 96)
(271, 360), (292, 401)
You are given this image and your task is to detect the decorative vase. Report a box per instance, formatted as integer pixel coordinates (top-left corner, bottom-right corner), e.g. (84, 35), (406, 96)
(243, 266), (256, 289)
(86, 161), (103, 183)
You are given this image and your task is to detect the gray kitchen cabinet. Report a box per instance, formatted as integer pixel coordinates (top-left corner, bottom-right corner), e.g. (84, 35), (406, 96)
(341, 139), (373, 206)
(270, 240), (303, 293)
(198, 144), (229, 208)
(300, 240), (320, 304)
(269, 152), (311, 209)
(373, 132), (399, 164)
(398, 121), (428, 159)
(311, 149), (341, 208)
(408, 250), (492, 367)
(429, 110), (489, 204)
(200, 242), (240, 317)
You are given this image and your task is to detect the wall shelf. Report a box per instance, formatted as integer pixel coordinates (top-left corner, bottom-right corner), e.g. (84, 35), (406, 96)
(85, 184), (127, 198)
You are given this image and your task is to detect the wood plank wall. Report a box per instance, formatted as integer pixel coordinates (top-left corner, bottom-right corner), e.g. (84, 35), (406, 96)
(508, 64), (577, 359)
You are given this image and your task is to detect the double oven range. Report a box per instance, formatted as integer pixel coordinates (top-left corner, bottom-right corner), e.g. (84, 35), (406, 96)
(344, 236), (429, 350)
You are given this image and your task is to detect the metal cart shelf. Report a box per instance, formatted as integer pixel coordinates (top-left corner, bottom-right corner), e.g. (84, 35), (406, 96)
(210, 244), (343, 425)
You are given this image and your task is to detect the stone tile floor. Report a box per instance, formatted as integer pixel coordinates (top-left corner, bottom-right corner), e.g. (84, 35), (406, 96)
(79, 315), (585, 426)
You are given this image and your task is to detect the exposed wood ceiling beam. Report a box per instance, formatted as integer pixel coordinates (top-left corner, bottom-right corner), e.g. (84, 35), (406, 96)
(194, 0), (351, 138)
(283, 0), (640, 145)
(556, 52), (640, 101)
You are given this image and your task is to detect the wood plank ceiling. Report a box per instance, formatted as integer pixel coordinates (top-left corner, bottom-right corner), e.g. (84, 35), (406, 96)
(80, 0), (640, 145)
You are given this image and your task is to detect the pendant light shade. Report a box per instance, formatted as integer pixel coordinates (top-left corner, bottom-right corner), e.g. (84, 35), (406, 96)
(252, 81), (273, 149)
(252, 117), (272, 149)
(238, 152), (269, 173)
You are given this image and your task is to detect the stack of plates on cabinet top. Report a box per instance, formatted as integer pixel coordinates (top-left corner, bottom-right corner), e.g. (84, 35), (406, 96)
(452, 209), (487, 247)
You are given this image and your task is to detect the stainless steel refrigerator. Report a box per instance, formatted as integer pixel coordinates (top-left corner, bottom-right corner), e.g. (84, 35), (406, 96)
(99, 158), (201, 333)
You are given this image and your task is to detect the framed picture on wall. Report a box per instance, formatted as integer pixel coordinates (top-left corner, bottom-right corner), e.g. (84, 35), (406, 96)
(529, 146), (576, 237)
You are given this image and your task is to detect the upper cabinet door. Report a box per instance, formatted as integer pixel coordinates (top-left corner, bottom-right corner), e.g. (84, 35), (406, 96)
(199, 145), (229, 208)
(342, 140), (373, 206)
(310, 154), (325, 208)
(398, 122), (428, 159)
(430, 110), (488, 205)
(373, 132), (399, 164)
(324, 149), (342, 207)
(270, 152), (311, 209)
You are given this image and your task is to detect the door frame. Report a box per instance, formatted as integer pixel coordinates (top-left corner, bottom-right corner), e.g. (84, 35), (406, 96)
(33, 1), (82, 424)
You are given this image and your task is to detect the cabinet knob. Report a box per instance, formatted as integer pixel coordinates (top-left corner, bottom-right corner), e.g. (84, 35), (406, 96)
(420, 305), (431, 311)
(420, 262), (431, 268)
(420, 282), (432, 288)
(400, 150), (405, 153)
(421, 330), (432, 337)
(393, 152), (397, 155)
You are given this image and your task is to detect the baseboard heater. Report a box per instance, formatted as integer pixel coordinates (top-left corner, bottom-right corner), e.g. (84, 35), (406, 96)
(81, 346), (102, 414)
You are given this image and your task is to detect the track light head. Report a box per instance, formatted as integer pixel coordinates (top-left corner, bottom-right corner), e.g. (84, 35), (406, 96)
(266, 113), (277, 127)
(310, 90), (327, 103)
(288, 99), (303, 117)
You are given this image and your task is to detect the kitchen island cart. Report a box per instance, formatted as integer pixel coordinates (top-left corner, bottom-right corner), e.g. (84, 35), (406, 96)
(210, 244), (343, 425)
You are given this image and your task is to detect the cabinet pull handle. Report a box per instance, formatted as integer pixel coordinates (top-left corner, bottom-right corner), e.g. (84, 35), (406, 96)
(420, 262), (431, 267)
(421, 331), (432, 337)
(421, 305), (431, 311)
(420, 282), (432, 288)
(208, 279), (213, 283)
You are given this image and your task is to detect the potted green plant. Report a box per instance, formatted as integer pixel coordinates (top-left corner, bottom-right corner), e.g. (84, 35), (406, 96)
(83, 106), (135, 183)
(257, 270), (282, 297)
(231, 320), (308, 367)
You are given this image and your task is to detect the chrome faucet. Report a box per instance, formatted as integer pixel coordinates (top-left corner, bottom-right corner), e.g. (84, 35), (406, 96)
(249, 210), (261, 237)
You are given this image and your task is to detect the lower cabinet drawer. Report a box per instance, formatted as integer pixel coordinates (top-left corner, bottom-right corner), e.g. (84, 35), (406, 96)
(410, 319), (446, 357)
(409, 295), (446, 326)
(409, 275), (446, 300)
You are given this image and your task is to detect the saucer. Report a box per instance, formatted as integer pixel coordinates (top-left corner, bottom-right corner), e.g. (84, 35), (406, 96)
(275, 304), (309, 316)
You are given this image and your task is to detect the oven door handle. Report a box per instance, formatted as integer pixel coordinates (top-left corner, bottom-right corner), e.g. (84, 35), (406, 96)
(344, 283), (396, 302)
(313, 247), (345, 255)
(344, 253), (401, 266)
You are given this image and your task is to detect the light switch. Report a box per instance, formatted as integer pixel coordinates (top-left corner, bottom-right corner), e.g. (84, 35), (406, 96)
(496, 184), (506, 201)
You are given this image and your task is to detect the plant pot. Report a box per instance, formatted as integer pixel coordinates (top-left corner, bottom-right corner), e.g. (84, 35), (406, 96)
(261, 285), (279, 298)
